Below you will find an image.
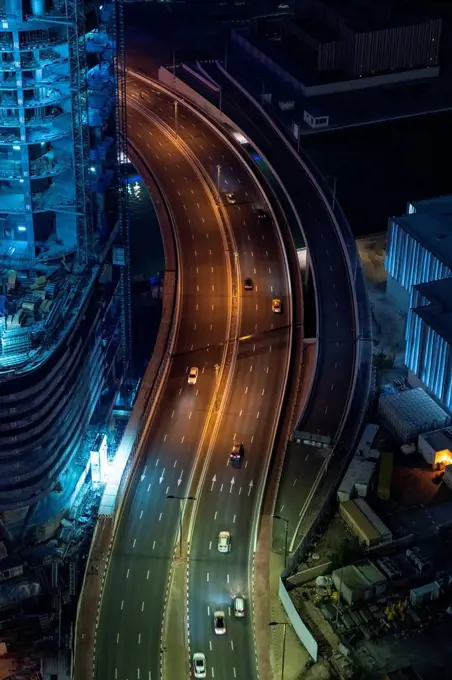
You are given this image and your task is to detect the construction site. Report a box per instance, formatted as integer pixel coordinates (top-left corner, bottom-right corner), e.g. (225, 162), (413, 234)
(0, 0), (130, 676)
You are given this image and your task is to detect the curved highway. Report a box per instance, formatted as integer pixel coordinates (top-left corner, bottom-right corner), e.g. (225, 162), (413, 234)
(96, 103), (231, 680)
(126, 75), (294, 679)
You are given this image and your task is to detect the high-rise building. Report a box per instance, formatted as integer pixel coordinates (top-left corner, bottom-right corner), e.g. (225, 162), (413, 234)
(0, 0), (130, 544)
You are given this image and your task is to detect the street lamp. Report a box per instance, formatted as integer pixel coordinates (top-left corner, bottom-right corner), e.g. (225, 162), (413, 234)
(273, 515), (289, 569)
(166, 494), (195, 558)
(269, 621), (287, 680)
(174, 101), (178, 140)
(216, 164), (221, 200)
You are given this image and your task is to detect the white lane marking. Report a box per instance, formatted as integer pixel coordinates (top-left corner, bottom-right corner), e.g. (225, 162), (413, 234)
(239, 409), (243, 417)
(115, 669), (118, 679)
(220, 483), (224, 492)
(155, 458), (159, 467)
(140, 510), (143, 519)
(181, 435), (185, 443)
(212, 668), (215, 678)
(152, 540), (156, 550)
(166, 486), (169, 494)
(174, 460), (177, 468)
(116, 633), (120, 643)
(147, 483), (151, 492)
(189, 411), (192, 419)
(126, 569), (130, 579)
(231, 640), (234, 651)
(262, 388), (265, 395)
(245, 386), (248, 394)
(121, 600), (124, 610)
(233, 668), (237, 677)
(239, 487), (242, 495)
(233, 514), (236, 523)
(214, 511), (218, 520)
(171, 410), (175, 418)
(209, 541), (212, 550)
(249, 364), (253, 372)
(138, 633), (141, 644)
(142, 601), (145, 611)
(293, 478), (298, 487)
(159, 469), (165, 484)
(209, 640), (212, 651)
(256, 411), (260, 419)
(227, 574), (230, 583)
(251, 435), (254, 443)
(253, 344), (256, 352)
(138, 670), (140, 679)
(159, 513), (163, 521)
(146, 570), (150, 579)
(133, 538), (137, 548)
(208, 605), (210, 615)
(207, 572), (210, 582)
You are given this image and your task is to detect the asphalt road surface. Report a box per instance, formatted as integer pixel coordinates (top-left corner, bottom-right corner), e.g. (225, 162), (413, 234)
(126, 75), (293, 679)
(171, 62), (359, 551)
(95, 103), (230, 680)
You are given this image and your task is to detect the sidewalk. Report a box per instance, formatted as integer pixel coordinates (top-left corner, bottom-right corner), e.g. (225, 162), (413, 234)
(73, 517), (114, 680)
(254, 522), (309, 680)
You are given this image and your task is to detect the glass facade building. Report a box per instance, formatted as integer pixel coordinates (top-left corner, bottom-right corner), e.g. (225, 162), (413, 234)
(406, 279), (452, 412)
(0, 0), (129, 543)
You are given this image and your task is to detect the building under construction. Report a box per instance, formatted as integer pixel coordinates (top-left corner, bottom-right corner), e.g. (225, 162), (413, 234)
(0, 0), (130, 673)
(0, 0), (130, 569)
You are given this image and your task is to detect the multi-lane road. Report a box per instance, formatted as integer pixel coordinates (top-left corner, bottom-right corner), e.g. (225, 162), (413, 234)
(95, 73), (294, 680)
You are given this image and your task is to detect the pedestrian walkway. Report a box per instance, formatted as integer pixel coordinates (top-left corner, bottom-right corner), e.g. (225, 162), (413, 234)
(74, 517), (114, 680)
(254, 515), (309, 680)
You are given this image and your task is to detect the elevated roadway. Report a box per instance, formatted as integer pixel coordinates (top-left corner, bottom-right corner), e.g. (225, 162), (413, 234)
(95, 103), (230, 680)
(158, 62), (368, 553)
(127, 74), (294, 680)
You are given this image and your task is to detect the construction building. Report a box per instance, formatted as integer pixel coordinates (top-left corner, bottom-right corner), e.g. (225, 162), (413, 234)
(0, 0), (130, 548)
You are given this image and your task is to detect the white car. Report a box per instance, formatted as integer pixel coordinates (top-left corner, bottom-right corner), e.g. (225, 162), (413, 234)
(214, 610), (226, 634)
(188, 367), (198, 385)
(225, 192), (237, 204)
(217, 530), (231, 553)
(192, 652), (207, 678)
(233, 596), (245, 618)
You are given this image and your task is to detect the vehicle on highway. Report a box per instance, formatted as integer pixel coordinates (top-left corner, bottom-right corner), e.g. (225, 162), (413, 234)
(225, 192), (237, 204)
(188, 367), (198, 385)
(272, 298), (282, 314)
(217, 530), (231, 553)
(230, 441), (244, 468)
(233, 596), (245, 618)
(244, 278), (253, 291)
(192, 652), (207, 678)
(252, 205), (269, 220)
(213, 610), (226, 635)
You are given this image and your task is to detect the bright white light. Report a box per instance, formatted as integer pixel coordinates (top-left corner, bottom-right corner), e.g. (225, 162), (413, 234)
(17, 226), (26, 232)
(12, 145), (20, 151)
(89, 166), (96, 173)
(232, 131), (248, 145)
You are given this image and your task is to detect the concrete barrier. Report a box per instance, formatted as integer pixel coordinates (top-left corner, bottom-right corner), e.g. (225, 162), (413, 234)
(278, 577), (318, 661)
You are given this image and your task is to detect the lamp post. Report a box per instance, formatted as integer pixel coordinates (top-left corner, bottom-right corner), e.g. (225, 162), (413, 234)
(174, 100), (178, 140)
(166, 494), (195, 558)
(273, 515), (289, 569)
(216, 164), (221, 201)
(269, 621), (287, 680)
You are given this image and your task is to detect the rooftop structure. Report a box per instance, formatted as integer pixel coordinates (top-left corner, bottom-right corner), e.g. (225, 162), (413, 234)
(378, 387), (450, 443)
(0, 0), (130, 542)
(385, 199), (452, 311)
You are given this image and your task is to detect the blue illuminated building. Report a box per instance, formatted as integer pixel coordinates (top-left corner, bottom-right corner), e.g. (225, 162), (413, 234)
(0, 0), (130, 543)
(385, 198), (452, 311)
(406, 279), (452, 412)
(385, 195), (452, 413)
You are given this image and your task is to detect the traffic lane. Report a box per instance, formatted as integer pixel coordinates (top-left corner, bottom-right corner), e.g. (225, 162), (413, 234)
(128, 77), (266, 208)
(128, 114), (229, 354)
(216, 91), (355, 428)
(188, 334), (289, 664)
